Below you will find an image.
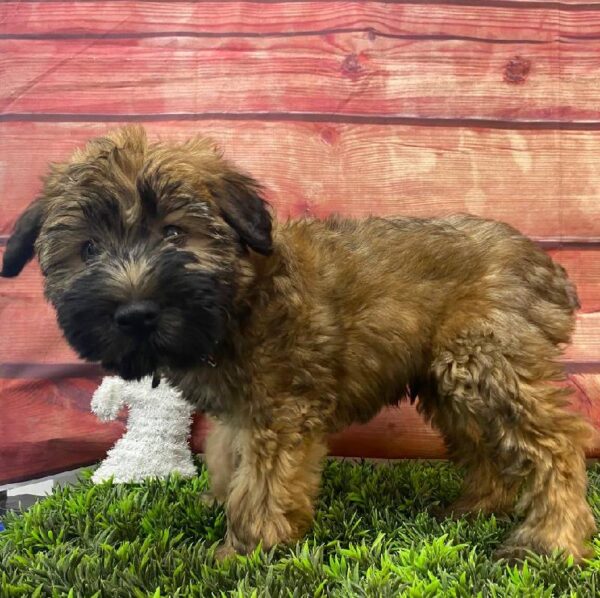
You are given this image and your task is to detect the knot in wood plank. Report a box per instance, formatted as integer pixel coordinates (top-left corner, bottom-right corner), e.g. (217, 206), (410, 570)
(341, 53), (363, 79)
(504, 56), (531, 85)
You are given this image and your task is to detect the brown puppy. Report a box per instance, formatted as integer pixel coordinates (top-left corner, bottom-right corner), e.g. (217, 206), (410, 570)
(1, 126), (595, 560)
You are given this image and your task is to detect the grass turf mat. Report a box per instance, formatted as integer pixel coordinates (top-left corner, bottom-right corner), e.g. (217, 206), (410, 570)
(2, 460), (600, 597)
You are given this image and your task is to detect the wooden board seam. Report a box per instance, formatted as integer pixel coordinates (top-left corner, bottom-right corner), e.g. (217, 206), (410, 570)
(0, 31), (551, 44)
(4, 113), (600, 130)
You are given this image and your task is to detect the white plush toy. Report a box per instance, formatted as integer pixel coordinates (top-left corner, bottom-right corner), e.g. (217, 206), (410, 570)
(91, 376), (197, 484)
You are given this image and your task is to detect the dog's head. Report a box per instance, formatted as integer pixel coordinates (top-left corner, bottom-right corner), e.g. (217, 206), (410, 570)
(1, 126), (272, 380)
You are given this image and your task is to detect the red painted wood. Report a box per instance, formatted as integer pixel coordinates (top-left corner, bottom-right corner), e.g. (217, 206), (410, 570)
(1, 1), (599, 482)
(0, 2), (567, 41)
(0, 377), (121, 484)
(548, 249), (600, 314)
(2, 2), (599, 45)
(1, 122), (600, 240)
(2, 36), (600, 121)
(569, 314), (600, 368)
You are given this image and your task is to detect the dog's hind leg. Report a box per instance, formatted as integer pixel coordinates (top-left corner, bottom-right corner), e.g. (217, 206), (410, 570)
(426, 324), (595, 561)
(494, 380), (596, 561)
(419, 380), (519, 519)
(217, 424), (327, 557)
(432, 424), (520, 519)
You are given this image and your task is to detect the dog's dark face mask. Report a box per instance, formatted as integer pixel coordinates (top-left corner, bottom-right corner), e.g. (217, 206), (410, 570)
(0, 126), (272, 381)
(55, 239), (231, 381)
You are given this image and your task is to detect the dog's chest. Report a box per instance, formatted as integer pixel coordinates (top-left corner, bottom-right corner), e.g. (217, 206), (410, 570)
(174, 361), (250, 416)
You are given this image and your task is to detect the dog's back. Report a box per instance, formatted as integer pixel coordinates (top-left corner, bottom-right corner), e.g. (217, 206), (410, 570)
(429, 213), (580, 345)
(278, 213), (579, 350)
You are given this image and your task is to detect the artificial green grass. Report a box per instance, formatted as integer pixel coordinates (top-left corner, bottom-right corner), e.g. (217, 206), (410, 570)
(1, 461), (600, 597)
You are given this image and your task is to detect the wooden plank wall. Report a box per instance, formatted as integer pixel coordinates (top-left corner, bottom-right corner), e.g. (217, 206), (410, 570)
(0, 1), (599, 483)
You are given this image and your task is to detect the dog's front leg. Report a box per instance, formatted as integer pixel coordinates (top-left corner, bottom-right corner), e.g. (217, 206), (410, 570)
(216, 425), (326, 558)
(203, 417), (238, 506)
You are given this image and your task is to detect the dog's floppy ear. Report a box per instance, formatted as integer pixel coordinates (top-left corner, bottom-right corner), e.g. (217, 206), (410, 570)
(1, 200), (45, 277)
(211, 171), (273, 255)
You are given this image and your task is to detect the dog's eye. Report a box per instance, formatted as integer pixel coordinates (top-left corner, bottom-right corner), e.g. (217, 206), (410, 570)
(81, 240), (99, 263)
(163, 225), (185, 244)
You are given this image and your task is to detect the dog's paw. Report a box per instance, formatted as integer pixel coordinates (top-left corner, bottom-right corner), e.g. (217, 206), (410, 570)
(214, 542), (238, 562)
(433, 497), (512, 523)
(493, 544), (535, 564)
(431, 499), (475, 521)
(200, 492), (219, 507)
(431, 504), (463, 521)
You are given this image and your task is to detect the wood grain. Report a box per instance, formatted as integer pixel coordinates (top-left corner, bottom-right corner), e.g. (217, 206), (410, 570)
(1, 35), (600, 122)
(0, 377), (121, 484)
(548, 249), (600, 313)
(2, 1), (599, 42)
(569, 314), (600, 369)
(1, 0), (600, 483)
(1, 121), (600, 240)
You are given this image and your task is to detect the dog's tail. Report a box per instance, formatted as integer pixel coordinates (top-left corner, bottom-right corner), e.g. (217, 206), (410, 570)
(521, 251), (581, 346)
(535, 258), (581, 314)
(554, 262), (581, 313)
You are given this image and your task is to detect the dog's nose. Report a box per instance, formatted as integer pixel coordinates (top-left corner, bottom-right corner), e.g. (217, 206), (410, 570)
(114, 300), (159, 335)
